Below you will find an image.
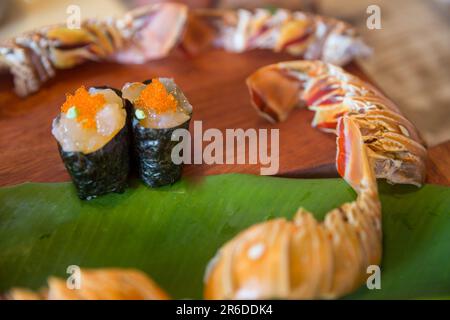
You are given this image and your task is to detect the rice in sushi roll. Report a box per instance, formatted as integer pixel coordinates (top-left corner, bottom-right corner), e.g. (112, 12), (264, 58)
(52, 86), (130, 199)
(122, 78), (192, 187)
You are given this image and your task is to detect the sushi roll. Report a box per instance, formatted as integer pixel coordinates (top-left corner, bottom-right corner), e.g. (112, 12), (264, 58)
(52, 86), (130, 199)
(122, 78), (192, 187)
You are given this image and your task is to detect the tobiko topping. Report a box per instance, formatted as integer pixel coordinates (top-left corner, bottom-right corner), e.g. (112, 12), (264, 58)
(135, 79), (177, 117)
(61, 86), (106, 129)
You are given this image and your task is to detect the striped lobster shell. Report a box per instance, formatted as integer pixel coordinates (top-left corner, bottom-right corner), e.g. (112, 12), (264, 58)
(203, 60), (427, 299)
(204, 115), (382, 299)
(1, 4), (369, 97)
(246, 61), (427, 186)
(0, 3), (188, 97)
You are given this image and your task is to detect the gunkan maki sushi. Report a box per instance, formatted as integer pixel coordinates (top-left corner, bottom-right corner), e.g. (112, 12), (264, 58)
(52, 86), (130, 199)
(122, 78), (192, 187)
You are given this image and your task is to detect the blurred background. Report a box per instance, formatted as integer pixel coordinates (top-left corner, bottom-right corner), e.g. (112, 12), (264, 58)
(0, 0), (448, 145)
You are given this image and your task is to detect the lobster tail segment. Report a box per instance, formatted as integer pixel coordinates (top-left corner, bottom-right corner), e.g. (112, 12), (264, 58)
(336, 116), (377, 195)
(246, 64), (303, 122)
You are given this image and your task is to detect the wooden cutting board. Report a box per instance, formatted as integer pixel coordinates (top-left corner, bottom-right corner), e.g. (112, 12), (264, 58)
(0, 49), (448, 186)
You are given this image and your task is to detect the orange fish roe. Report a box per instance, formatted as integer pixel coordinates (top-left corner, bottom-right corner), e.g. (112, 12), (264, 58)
(61, 86), (106, 129)
(136, 79), (177, 114)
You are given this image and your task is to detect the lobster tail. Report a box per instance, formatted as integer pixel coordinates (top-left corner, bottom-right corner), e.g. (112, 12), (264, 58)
(204, 113), (382, 300)
(2, 7), (369, 97)
(246, 60), (427, 186)
(203, 60), (430, 299)
(204, 139), (382, 299)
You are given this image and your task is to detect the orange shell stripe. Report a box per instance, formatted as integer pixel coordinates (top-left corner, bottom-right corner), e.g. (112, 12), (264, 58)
(61, 86), (106, 129)
(136, 79), (177, 114)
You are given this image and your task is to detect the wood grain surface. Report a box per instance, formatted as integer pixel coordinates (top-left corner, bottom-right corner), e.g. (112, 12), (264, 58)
(427, 141), (450, 186)
(0, 49), (448, 186)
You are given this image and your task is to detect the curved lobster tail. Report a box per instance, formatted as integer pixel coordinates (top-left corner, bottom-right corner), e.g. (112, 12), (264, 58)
(246, 60), (427, 186)
(2, 7), (369, 97)
(204, 116), (381, 299)
(204, 60), (429, 299)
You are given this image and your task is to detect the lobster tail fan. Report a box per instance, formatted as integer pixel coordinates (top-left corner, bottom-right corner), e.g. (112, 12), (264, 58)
(246, 64), (304, 122)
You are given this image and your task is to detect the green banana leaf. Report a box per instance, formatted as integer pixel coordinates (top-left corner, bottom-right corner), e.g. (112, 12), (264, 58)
(0, 174), (449, 299)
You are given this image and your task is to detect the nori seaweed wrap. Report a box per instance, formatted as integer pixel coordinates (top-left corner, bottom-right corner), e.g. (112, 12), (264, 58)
(52, 86), (130, 199)
(122, 78), (192, 187)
